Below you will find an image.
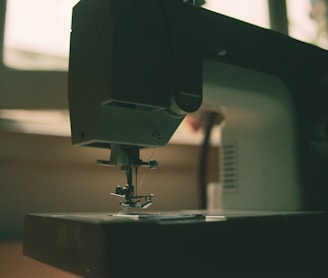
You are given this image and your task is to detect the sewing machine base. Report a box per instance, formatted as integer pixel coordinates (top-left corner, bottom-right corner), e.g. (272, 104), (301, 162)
(23, 210), (328, 277)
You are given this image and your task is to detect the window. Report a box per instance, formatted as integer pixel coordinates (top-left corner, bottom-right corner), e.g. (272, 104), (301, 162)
(3, 0), (78, 70)
(287, 0), (328, 49)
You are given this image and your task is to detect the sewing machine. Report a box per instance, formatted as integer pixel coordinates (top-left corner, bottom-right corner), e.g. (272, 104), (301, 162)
(23, 0), (328, 277)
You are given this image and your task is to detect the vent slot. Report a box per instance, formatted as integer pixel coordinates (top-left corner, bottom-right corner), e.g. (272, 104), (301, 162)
(221, 142), (238, 191)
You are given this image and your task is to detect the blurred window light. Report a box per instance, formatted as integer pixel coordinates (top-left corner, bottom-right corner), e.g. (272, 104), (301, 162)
(3, 0), (79, 70)
(203, 0), (270, 29)
(287, 0), (328, 49)
(0, 109), (70, 136)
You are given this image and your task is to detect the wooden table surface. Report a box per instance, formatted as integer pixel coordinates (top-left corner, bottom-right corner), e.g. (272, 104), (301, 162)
(0, 241), (80, 278)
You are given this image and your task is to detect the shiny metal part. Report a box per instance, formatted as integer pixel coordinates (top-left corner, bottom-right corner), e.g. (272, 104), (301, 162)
(98, 144), (157, 209)
(111, 190), (154, 209)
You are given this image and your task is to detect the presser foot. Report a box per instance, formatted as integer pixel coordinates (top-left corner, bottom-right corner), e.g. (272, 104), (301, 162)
(110, 184), (154, 209)
(99, 145), (157, 209)
(110, 191), (154, 209)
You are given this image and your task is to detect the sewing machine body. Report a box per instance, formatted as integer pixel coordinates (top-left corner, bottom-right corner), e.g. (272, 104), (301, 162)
(203, 60), (301, 210)
(23, 0), (328, 276)
(68, 0), (328, 210)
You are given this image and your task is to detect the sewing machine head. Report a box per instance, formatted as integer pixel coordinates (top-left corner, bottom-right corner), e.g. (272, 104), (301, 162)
(68, 0), (328, 211)
(68, 0), (203, 209)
